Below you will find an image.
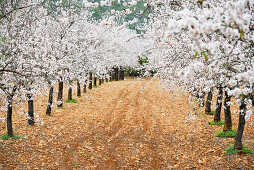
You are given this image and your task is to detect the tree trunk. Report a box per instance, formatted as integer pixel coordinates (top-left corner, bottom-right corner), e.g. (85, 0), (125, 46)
(120, 69), (124, 80)
(94, 76), (97, 86)
(89, 72), (92, 89)
(102, 78), (104, 84)
(205, 88), (213, 114)
(223, 91), (232, 132)
(7, 96), (13, 137)
(250, 92), (254, 106)
(83, 83), (87, 93)
(77, 80), (81, 97)
(68, 81), (73, 101)
(46, 86), (53, 116)
(106, 77), (108, 82)
(114, 68), (119, 81)
(111, 71), (114, 81)
(27, 94), (34, 125)
(99, 79), (102, 85)
(57, 80), (63, 107)
(214, 87), (223, 123)
(234, 96), (247, 150)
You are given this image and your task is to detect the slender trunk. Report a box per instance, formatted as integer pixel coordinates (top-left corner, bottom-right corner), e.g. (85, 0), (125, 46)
(77, 80), (81, 97)
(94, 76), (97, 86)
(120, 69), (124, 80)
(250, 92), (254, 106)
(57, 80), (63, 107)
(99, 79), (102, 85)
(7, 96), (13, 137)
(106, 76), (108, 82)
(27, 94), (34, 125)
(46, 86), (53, 116)
(214, 87), (223, 123)
(234, 96), (247, 150)
(83, 83), (87, 93)
(89, 72), (92, 89)
(114, 68), (119, 81)
(205, 88), (213, 114)
(68, 80), (72, 101)
(102, 78), (104, 84)
(111, 71), (114, 81)
(223, 91), (232, 132)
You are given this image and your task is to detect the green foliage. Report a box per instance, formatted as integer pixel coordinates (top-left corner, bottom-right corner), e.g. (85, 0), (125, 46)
(138, 56), (148, 65)
(88, 0), (151, 33)
(208, 120), (224, 126)
(194, 51), (198, 59)
(215, 129), (236, 138)
(1, 133), (23, 140)
(210, 110), (215, 115)
(202, 51), (208, 61)
(72, 162), (79, 167)
(64, 99), (78, 103)
(226, 145), (254, 155)
(93, 85), (99, 88)
(41, 0), (84, 16)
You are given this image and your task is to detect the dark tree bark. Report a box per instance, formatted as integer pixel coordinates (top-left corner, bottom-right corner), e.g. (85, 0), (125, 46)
(106, 76), (108, 82)
(27, 93), (34, 125)
(234, 96), (247, 150)
(102, 78), (104, 84)
(89, 72), (92, 89)
(7, 96), (13, 137)
(6, 86), (17, 137)
(57, 80), (63, 107)
(223, 91), (232, 132)
(94, 76), (97, 86)
(111, 71), (114, 81)
(99, 79), (102, 85)
(120, 69), (124, 80)
(46, 86), (53, 116)
(114, 67), (119, 81)
(250, 92), (254, 106)
(77, 80), (81, 97)
(214, 86), (223, 123)
(83, 83), (87, 93)
(205, 88), (213, 114)
(68, 81), (73, 101)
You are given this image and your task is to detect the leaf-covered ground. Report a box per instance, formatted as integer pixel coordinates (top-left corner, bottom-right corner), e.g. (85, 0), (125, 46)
(0, 78), (253, 169)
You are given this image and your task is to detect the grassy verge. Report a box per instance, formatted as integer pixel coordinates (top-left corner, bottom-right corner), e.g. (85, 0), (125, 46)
(93, 86), (100, 88)
(226, 145), (254, 154)
(64, 99), (78, 103)
(215, 129), (236, 138)
(1, 133), (23, 140)
(208, 120), (224, 126)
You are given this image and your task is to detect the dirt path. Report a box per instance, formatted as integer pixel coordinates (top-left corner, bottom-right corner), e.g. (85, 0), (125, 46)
(0, 79), (253, 169)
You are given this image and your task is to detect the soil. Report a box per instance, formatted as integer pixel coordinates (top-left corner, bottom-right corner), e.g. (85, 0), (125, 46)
(0, 78), (253, 169)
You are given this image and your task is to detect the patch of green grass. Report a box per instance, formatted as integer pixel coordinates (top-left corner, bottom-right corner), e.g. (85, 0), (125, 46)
(215, 129), (236, 138)
(226, 145), (254, 155)
(64, 99), (78, 103)
(93, 85), (100, 88)
(1, 133), (23, 140)
(208, 120), (224, 126)
(72, 162), (79, 167)
(210, 110), (215, 115)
